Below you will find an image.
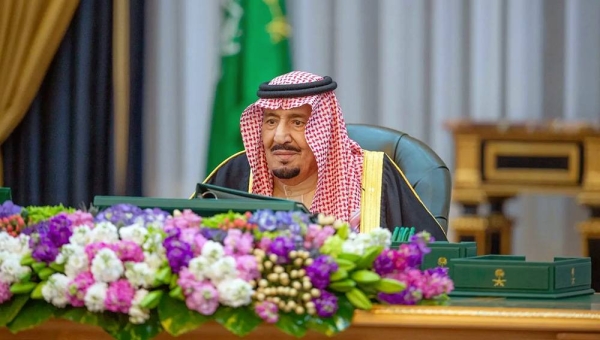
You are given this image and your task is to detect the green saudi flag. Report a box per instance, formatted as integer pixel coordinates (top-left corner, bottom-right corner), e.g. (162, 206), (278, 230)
(205, 0), (292, 174)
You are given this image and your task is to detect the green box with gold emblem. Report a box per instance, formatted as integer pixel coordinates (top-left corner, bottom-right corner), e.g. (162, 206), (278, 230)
(448, 255), (594, 299)
(391, 241), (477, 273)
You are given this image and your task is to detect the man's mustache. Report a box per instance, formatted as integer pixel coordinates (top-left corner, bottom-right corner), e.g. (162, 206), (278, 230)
(271, 144), (301, 153)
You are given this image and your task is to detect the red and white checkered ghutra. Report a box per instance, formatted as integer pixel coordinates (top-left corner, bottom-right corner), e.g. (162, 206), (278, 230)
(240, 71), (364, 225)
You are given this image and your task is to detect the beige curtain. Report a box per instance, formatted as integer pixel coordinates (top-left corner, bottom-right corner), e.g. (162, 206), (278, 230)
(0, 0), (80, 185)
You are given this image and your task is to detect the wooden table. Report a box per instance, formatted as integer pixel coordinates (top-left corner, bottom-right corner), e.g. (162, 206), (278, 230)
(2, 295), (600, 340)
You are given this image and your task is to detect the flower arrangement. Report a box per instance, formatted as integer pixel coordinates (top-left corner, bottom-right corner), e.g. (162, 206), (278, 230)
(0, 200), (453, 339)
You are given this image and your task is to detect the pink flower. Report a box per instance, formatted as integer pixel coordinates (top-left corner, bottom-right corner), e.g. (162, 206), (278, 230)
(191, 234), (207, 256)
(180, 228), (198, 245)
(113, 240), (144, 262)
(258, 237), (271, 251)
(235, 255), (260, 281)
(0, 281), (12, 304)
(105, 279), (136, 313)
(85, 242), (115, 262)
(313, 226), (335, 248)
(164, 209), (201, 232)
(303, 224), (335, 249)
(67, 211), (94, 229)
(67, 272), (96, 307)
(421, 268), (454, 299)
(177, 267), (198, 292)
(224, 230), (254, 256)
(184, 281), (219, 315)
(255, 301), (278, 323)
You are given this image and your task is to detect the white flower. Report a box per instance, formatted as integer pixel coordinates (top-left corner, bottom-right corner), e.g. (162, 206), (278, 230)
(368, 228), (392, 248)
(201, 241), (224, 264)
(143, 251), (166, 270)
(0, 253), (31, 284)
(0, 233), (30, 255)
(91, 248), (124, 283)
(64, 248), (89, 278)
(84, 282), (108, 312)
(206, 256), (237, 284)
(69, 225), (92, 246)
(129, 289), (151, 324)
(217, 278), (253, 307)
(142, 232), (164, 253)
(56, 244), (85, 265)
(187, 256), (211, 281)
(42, 273), (70, 308)
(89, 222), (119, 244)
(125, 262), (156, 288)
(119, 223), (148, 245)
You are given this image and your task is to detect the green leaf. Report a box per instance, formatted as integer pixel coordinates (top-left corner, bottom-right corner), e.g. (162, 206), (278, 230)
(7, 299), (56, 333)
(214, 306), (261, 336)
(0, 295), (29, 327)
(98, 312), (128, 338)
(332, 294), (355, 332)
(306, 315), (338, 337)
(113, 311), (162, 340)
(275, 313), (308, 337)
(60, 307), (102, 327)
(158, 295), (211, 336)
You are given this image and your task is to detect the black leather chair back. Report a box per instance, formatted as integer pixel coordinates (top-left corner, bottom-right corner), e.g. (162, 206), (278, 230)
(346, 124), (451, 232)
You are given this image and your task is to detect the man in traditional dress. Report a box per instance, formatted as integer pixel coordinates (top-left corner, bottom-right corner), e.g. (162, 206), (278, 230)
(202, 71), (446, 240)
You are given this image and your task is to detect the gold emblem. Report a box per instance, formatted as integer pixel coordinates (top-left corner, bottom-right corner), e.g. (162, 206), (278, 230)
(263, 0), (291, 43)
(493, 269), (506, 287)
(437, 257), (448, 267)
(571, 268), (576, 285)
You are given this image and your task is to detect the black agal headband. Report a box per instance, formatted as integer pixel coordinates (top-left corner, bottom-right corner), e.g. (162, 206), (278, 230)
(256, 76), (338, 98)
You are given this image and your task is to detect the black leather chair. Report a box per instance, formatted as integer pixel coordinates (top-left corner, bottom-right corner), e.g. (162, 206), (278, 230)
(346, 124), (451, 232)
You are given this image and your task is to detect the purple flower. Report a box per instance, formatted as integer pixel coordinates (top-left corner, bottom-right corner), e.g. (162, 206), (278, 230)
(255, 301), (279, 323)
(199, 228), (227, 242)
(378, 287), (422, 305)
(95, 204), (143, 226)
(306, 255), (338, 289)
(373, 250), (396, 276)
(312, 290), (338, 317)
(249, 210), (278, 232)
(268, 236), (295, 263)
(47, 214), (73, 247)
(31, 238), (59, 263)
(164, 236), (193, 273)
(0, 281), (12, 304)
(136, 208), (170, 226)
(0, 201), (22, 218)
(22, 220), (49, 236)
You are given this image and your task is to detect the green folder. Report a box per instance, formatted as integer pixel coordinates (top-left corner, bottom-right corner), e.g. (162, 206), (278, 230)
(94, 183), (310, 217)
(0, 187), (12, 204)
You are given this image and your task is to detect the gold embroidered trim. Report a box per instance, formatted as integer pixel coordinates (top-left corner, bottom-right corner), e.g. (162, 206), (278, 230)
(187, 150), (247, 199)
(248, 170), (253, 193)
(360, 150), (384, 233)
(202, 150), (247, 183)
(385, 155), (447, 239)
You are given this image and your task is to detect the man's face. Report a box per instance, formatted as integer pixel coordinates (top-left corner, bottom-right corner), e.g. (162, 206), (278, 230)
(261, 104), (318, 185)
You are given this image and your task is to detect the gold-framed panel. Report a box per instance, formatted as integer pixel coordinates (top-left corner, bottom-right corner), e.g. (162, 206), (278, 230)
(483, 142), (580, 185)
